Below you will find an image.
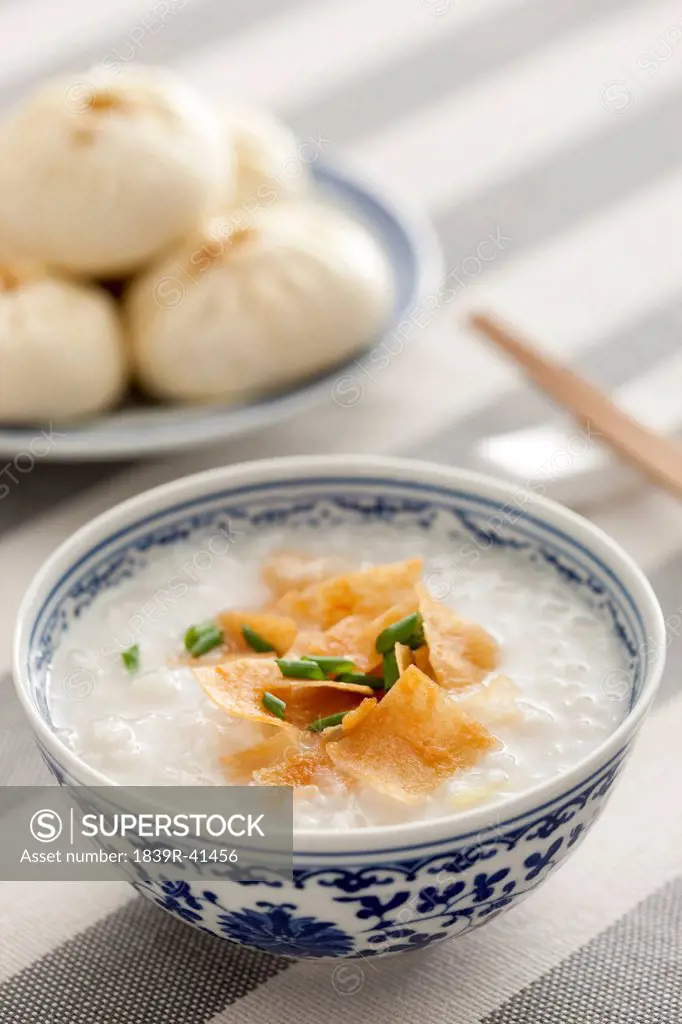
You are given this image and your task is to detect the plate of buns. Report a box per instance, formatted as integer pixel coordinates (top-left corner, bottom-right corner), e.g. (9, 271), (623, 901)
(0, 67), (441, 460)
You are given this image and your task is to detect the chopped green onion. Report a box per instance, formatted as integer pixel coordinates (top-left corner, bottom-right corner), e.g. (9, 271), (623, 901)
(242, 625), (276, 653)
(406, 619), (425, 649)
(382, 648), (400, 690)
(262, 691), (286, 720)
(121, 644), (140, 673)
(275, 658), (326, 680)
(184, 621), (223, 658)
(301, 655), (356, 676)
(184, 620), (214, 650)
(375, 612), (424, 653)
(189, 627), (223, 657)
(307, 711), (347, 733)
(338, 672), (385, 690)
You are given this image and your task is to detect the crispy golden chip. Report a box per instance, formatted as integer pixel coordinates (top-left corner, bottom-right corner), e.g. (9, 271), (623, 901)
(394, 642), (413, 675)
(194, 660), (290, 727)
(326, 665), (496, 803)
(461, 624), (500, 672)
(195, 659), (373, 731)
(220, 728), (299, 782)
(284, 626), (328, 659)
(419, 588), (499, 689)
(254, 741), (335, 786)
(218, 610), (298, 656)
(360, 596), (420, 665)
(278, 681), (373, 730)
(371, 595), (420, 634)
(456, 674), (521, 726)
(262, 550), (351, 598)
(340, 697), (378, 733)
(289, 597), (419, 671)
(319, 615), (376, 667)
(412, 646), (436, 680)
(276, 559), (423, 630)
(275, 577), (356, 628)
(287, 616), (366, 662)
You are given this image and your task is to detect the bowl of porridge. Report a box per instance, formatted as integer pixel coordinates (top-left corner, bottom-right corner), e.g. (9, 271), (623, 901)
(13, 455), (665, 959)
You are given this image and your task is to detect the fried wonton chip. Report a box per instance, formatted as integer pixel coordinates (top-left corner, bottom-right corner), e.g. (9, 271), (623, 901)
(218, 610), (298, 656)
(394, 642), (413, 675)
(456, 674), (521, 726)
(373, 595), (420, 627)
(288, 597), (419, 671)
(262, 550), (351, 598)
(326, 665), (496, 803)
(341, 697), (378, 733)
(194, 660), (290, 728)
(277, 681), (374, 730)
(195, 659), (374, 731)
(220, 728), (299, 782)
(254, 741), (335, 787)
(419, 589), (499, 690)
(285, 617), (366, 663)
(275, 559), (423, 630)
(412, 645), (436, 680)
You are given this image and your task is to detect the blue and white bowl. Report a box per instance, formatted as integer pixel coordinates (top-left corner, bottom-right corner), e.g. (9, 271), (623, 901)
(13, 456), (665, 959)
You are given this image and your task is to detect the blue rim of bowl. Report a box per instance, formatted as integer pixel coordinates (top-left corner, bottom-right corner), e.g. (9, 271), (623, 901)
(13, 456), (667, 856)
(0, 162), (444, 461)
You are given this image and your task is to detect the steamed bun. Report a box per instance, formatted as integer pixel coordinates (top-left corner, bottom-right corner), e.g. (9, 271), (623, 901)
(223, 103), (308, 213)
(0, 68), (228, 276)
(0, 265), (127, 422)
(126, 201), (393, 403)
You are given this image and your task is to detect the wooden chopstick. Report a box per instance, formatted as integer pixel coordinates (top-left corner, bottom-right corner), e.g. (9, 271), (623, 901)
(469, 312), (682, 500)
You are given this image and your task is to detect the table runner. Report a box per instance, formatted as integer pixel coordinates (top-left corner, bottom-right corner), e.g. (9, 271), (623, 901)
(1, 0), (681, 1020)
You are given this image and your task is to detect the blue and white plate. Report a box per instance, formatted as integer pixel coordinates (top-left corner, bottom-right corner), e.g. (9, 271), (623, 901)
(0, 163), (442, 462)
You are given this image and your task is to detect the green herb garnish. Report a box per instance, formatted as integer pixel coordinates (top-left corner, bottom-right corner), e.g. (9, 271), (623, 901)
(184, 620), (223, 658)
(262, 691), (286, 720)
(406, 619), (425, 649)
(242, 625), (276, 653)
(375, 612), (424, 653)
(382, 647), (400, 690)
(301, 655), (356, 676)
(338, 672), (385, 690)
(307, 711), (347, 733)
(184, 620), (213, 650)
(275, 658), (326, 680)
(121, 644), (140, 673)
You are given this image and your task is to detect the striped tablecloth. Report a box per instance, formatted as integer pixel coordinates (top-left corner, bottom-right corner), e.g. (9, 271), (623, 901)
(1, 0), (682, 1020)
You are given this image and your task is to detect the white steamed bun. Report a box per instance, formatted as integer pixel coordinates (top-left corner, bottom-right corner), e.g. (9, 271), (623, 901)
(0, 264), (127, 422)
(0, 68), (228, 276)
(222, 103), (308, 213)
(126, 200), (393, 403)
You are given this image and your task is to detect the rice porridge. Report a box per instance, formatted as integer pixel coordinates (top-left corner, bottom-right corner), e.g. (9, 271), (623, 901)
(49, 527), (629, 829)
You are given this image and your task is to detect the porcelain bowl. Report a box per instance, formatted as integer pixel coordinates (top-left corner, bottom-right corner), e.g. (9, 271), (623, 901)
(13, 456), (665, 959)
